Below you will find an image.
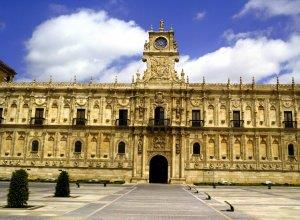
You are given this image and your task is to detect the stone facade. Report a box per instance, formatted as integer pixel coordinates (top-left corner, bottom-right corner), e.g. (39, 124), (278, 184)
(0, 21), (299, 184)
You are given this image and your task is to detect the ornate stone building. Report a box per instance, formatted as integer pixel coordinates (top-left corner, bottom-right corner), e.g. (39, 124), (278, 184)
(0, 21), (299, 184)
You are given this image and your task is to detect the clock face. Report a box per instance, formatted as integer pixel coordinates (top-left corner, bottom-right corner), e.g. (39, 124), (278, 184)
(154, 37), (167, 49)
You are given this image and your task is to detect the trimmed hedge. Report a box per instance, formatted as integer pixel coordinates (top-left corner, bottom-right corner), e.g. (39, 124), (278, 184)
(54, 171), (70, 197)
(7, 169), (29, 208)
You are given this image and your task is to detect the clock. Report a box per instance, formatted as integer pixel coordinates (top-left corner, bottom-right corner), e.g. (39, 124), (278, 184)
(154, 37), (167, 49)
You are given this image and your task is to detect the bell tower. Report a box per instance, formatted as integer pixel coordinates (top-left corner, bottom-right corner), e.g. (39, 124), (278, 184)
(141, 20), (182, 84)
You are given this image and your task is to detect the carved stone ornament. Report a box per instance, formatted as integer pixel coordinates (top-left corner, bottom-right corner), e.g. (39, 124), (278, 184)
(0, 98), (5, 105)
(155, 92), (164, 104)
(138, 138), (143, 154)
(176, 143), (180, 154)
(76, 97), (87, 106)
(106, 96), (113, 104)
(283, 100), (293, 108)
(232, 99), (240, 108)
(150, 57), (171, 80)
(190, 99), (200, 107)
(35, 97), (46, 106)
(118, 98), (129, 107)
(153, 136), (165, 150)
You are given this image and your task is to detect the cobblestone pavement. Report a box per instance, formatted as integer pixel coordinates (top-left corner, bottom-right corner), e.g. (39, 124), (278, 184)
(0, 182), (299, 219)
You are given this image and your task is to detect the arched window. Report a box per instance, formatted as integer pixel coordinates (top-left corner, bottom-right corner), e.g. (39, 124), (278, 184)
(75, 141), (82, 153)
(193, 143), (200, 155)
(288, 144), (295, 156)
(32, 140), (39, 152)
(118, 141), (125, 154)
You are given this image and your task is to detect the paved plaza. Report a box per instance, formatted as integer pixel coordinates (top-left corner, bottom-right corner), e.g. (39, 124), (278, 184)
(0, 182), (299, 219)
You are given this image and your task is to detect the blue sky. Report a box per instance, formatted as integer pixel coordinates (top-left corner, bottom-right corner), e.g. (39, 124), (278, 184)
(0, 0), (300, 83)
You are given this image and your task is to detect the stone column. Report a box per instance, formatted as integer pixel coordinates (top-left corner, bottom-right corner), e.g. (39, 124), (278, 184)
(171, 134), (176, 179)
(242, 135), (246, 160)
(132, 133), (138, 178)
(141, 134), (147, 179)
(110, 133), (115, 160)
(229, 134), (233, 162)
(180, 133), (185, 179)
(41, 132), (46, 162)
(267, 135), (272, 160)
(96, 132), (101, 158)
(0, 132), (3, 157)
(11, 131), (16, 156)
(203, 133), (207, 163)
(215, 134), (220, 160)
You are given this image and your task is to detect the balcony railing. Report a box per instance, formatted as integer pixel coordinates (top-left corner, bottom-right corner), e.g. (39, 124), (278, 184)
(230, 120), (244, 128)
(115, 119), (130, 126)
(73, 118), (87, 126)
(149, 118), (170, 127)
(30, 117), (45, 125)
(283, 121), (297, 128)
(0, 117), (4, 124)
(189, 120), (204, 127)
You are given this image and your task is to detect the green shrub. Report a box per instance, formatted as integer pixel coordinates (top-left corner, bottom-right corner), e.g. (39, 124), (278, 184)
(54, 171), (70, 197)
(7, 169), (29, 208)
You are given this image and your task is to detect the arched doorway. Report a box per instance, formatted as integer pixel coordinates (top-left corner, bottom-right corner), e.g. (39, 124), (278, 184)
(149, 155), (168, 183)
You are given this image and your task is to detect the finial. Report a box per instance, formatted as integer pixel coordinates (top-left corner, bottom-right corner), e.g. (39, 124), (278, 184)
(33, 78), (36, 83)
(132, 75), (134, 83)
(180, 69), (185, 81)
(240, 76), (242, 84)
(74, 75), (77, 83)
(170, 24), (173, 31)
(150, 25), (153, 31)
(136, 69), (140, 80)
(159, 19), (165, 31)
(114, 75), (118, 83)
(49, 75), (52, 83)
(252, 76), (255, 85)
(276, 75), (279, 85)
(187, 75), (189, 83)
(203, 76), (205, 84)
(227, 78), (230, 85)
(90, 76), (93, 84)
(292, 77), (295, 85)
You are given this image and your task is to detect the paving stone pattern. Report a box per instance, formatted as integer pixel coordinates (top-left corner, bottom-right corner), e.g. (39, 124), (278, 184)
(0, 182), (299, 219)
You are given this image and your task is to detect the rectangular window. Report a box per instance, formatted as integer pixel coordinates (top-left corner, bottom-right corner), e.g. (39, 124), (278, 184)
(35, 108), (44, 118)
(118, 109), (128, 126)
(154, 107), (165, 125)
(233, 111), (241, 127)
(77, 109), (86, 119)
(34, 108), (44, 125)
(192, 110), (201, 127)
(284, 111), (293, 128)
(76, 109), (86, 125)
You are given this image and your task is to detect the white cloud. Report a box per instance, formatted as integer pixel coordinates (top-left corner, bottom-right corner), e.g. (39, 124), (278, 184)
(24, 8), (300, 85)
(235, 0), (300, 18)
(177, 34), (300, 83)
(194, 11), (206, 20)
(222, 28), (272, 43)
(25, 9), (147, 82)
(98, 60), (146, 83)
